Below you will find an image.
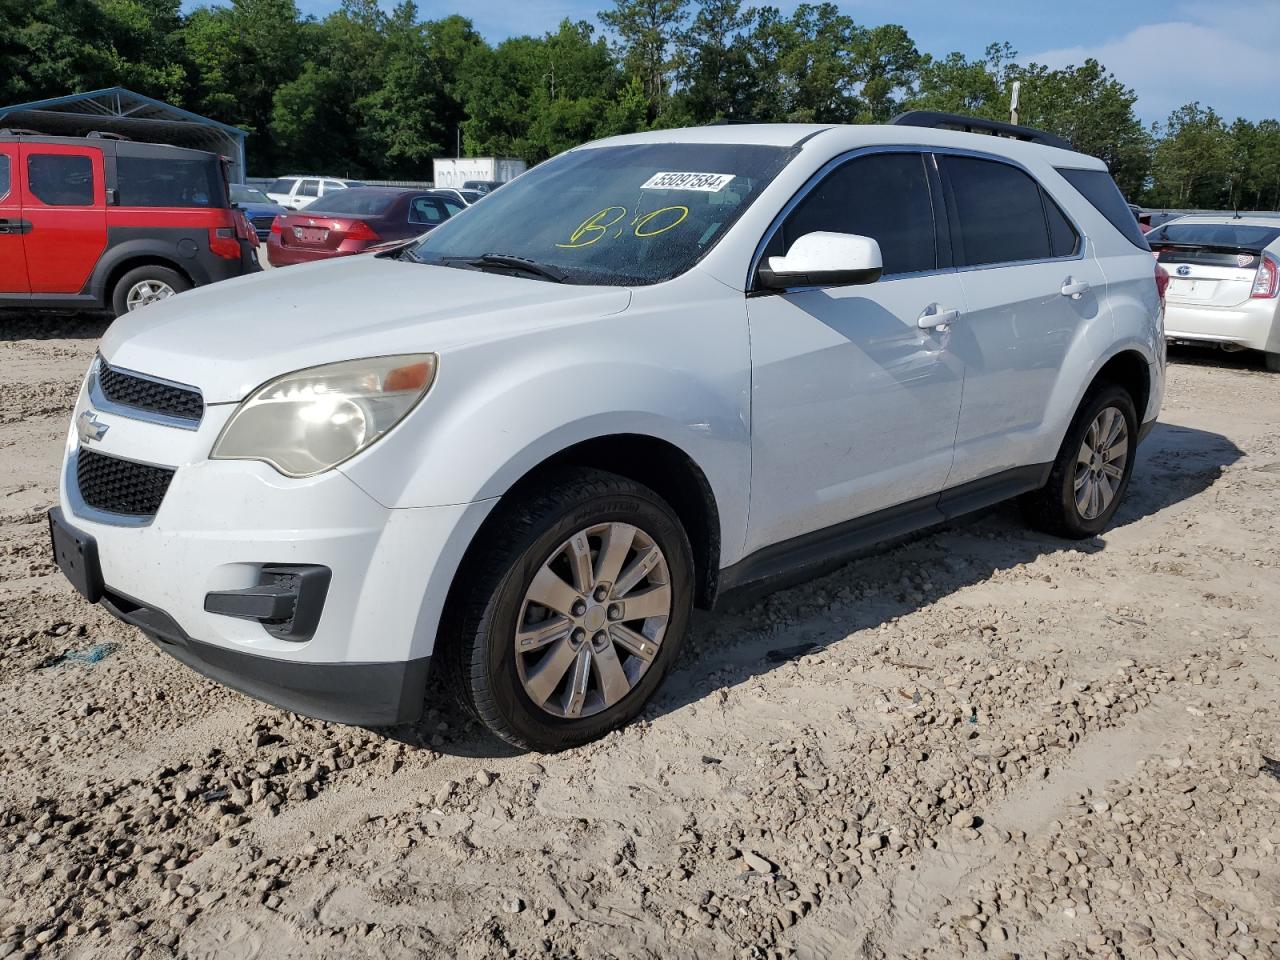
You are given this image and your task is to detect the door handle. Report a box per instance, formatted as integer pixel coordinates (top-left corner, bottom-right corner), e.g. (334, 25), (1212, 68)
(0, 218), (32, 235)
(918, 304), (961, 331)
(1060, 277), (1091, 299)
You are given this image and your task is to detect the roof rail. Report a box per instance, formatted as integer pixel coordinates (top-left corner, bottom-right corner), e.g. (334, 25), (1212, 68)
(0, 128), (44, 137)
(890, 110), (1072, 151)
(87, 130), (130, 141)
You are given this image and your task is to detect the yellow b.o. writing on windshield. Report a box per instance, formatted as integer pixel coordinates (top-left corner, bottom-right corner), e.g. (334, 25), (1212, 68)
(556, 206), (627, 248)
(633, 205), (689, 237)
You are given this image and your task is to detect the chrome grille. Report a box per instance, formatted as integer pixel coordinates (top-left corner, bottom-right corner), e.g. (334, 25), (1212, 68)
(96, 356), (203, 425)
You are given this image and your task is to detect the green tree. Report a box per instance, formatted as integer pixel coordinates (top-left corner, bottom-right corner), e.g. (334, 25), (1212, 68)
(850, 24), (920, 122)
(599, 0), (689, 121)
(185, 0), (309, 171)
(1147, 103), (1232, 208)
(674, 0), (759, 122)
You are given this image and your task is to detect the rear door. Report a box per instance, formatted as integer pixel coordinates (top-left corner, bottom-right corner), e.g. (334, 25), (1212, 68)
(0, 142), (28, 294)
(20, 143), (108, 294)
(939, 153), (1106, 487)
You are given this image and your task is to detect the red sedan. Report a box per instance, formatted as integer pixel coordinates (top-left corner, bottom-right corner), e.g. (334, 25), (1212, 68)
(267, 187), (462, 266)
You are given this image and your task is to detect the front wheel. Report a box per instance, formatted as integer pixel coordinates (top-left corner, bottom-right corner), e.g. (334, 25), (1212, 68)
(443, 469), (694, 752)
(1021, 383), (1138, 538)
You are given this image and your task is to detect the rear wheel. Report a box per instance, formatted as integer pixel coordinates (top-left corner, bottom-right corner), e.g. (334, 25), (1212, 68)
(111, 265), (190, 317)
(443, 469), (694, 752)
(1021, 383), (1137, 539)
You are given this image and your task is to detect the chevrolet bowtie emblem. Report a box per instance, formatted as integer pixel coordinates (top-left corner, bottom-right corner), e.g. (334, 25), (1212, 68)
(77, 410), (109, 444)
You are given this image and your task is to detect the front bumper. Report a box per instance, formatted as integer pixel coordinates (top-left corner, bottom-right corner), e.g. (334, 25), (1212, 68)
(1164, 298), (1279, 353)
(101, 583), (430, 726)
(56, 383), (494, 725)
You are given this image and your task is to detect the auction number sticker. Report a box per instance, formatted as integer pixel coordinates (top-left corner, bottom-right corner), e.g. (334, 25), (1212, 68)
(640, 171), (736, 192)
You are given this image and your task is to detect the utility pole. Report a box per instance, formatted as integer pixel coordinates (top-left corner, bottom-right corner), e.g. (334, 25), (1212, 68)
(456, 125), (461, 159)
(1010, 81), (1021, 126)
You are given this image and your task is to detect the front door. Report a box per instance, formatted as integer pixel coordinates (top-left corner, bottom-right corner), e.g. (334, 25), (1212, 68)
(746, 151), (965, 553)
(19, 143), (108, 294)
(0, 142), (28, 294)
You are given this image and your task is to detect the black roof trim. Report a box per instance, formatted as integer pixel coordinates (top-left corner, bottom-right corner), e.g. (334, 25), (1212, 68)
(890, 110), (1072, 151)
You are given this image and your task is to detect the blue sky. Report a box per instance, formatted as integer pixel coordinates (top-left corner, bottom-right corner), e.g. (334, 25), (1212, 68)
(191, 0), (1280, 125)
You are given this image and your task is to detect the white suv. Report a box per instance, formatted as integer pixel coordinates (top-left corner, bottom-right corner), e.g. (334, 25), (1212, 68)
(264, 175), (364, 210)
(50, 114), (1165, 752)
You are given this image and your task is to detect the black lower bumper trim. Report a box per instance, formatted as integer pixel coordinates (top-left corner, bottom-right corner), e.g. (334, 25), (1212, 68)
(100, 590), (427, 727)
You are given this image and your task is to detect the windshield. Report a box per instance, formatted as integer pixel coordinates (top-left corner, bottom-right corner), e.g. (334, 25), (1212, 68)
(1147, 221), (1280, 250)
(408, 142), (793, 285)
(231, 185), (270, 204)
(304, 189), (400, 216)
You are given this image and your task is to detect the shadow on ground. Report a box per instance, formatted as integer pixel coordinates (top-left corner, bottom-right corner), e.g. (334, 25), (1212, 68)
(387, 422), (1242, 760)
(0, 313), (111, 343)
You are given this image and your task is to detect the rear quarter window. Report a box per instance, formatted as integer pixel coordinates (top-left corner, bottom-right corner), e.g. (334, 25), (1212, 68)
(116, 156), (224, 208)
(1056, 167), (1150, 251)
(0, 155), (9, 199)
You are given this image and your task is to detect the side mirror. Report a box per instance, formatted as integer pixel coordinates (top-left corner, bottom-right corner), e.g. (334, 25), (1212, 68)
(757, 232), (883, 291)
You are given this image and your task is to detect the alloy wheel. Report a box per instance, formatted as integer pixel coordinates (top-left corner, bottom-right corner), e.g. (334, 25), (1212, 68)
(514, 522), (672, 719)
(125, 280), (176, 311)
(1074, 406), (1129, 521)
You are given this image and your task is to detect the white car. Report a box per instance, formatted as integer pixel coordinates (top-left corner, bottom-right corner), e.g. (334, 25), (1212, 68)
(1147, 215), (1280, 370)
(264, 175), (365, 211)
(50, 114), (1165, 751)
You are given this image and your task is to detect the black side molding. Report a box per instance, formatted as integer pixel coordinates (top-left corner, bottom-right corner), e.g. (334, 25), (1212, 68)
(715, 463), (1052, 606)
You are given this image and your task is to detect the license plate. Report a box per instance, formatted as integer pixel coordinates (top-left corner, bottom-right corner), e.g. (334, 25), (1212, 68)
(49, 507), (103, 602)
(294, 226), (327, 243)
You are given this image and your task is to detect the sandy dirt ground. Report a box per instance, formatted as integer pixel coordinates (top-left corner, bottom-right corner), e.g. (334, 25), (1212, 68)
(0, 313), (1277, 960)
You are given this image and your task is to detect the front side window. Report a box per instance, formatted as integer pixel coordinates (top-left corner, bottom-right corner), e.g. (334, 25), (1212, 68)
(767, 152), (937, 276)
(942, 155), (1058, 267)
(0, 155), (10, 200)
(27, 154), (95, 206)
(408, 142), (792, 285)
(116, 156), (223, 208)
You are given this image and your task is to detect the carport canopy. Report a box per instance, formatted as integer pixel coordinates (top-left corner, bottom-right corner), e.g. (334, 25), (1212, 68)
(0, 87), (249, 182)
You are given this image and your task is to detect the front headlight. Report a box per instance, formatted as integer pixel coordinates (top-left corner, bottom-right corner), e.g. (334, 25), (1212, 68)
(210, 354), (437, 477)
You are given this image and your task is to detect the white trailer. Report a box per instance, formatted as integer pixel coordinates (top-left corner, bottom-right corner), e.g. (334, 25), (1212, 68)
(431, 157), (527, 189)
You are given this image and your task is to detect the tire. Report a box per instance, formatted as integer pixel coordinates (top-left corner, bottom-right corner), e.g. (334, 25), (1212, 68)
(442, 468), (694, 752)
(1265, 352), (1280, 373)
(111, 265), (191, 317)
(1020, 383), (1138, 539)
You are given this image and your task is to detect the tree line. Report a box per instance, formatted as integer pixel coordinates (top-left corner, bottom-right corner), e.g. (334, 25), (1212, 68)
(3, 0), (1279, 209)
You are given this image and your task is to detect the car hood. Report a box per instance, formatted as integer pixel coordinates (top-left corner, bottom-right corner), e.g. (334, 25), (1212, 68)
(100, 255), (632, 403)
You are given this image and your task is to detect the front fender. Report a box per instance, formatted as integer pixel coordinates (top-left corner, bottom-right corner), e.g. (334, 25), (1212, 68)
(339, 286), (752, 564)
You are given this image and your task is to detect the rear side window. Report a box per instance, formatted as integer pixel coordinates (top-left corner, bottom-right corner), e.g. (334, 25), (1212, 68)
(942, 155), (1058, 266)
(267, 178), (296, 195)
(1057, 167), (1150, 250)
(0, 155), (9, 199)
(297, 179), (320, 198)
(27, 154), (95, 206)
(773, 152), (937, 276)
(409, 197), (450, 225)
(116, 156), (224, 208)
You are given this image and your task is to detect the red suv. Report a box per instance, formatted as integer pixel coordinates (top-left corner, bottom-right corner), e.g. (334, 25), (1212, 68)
(0, 132), (259, 317)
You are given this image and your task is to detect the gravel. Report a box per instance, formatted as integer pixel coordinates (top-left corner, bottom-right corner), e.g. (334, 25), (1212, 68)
(0, 320), (1277, 959)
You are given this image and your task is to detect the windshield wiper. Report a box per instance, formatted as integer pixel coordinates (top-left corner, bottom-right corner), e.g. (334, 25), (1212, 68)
(450, 253), (567, 283)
